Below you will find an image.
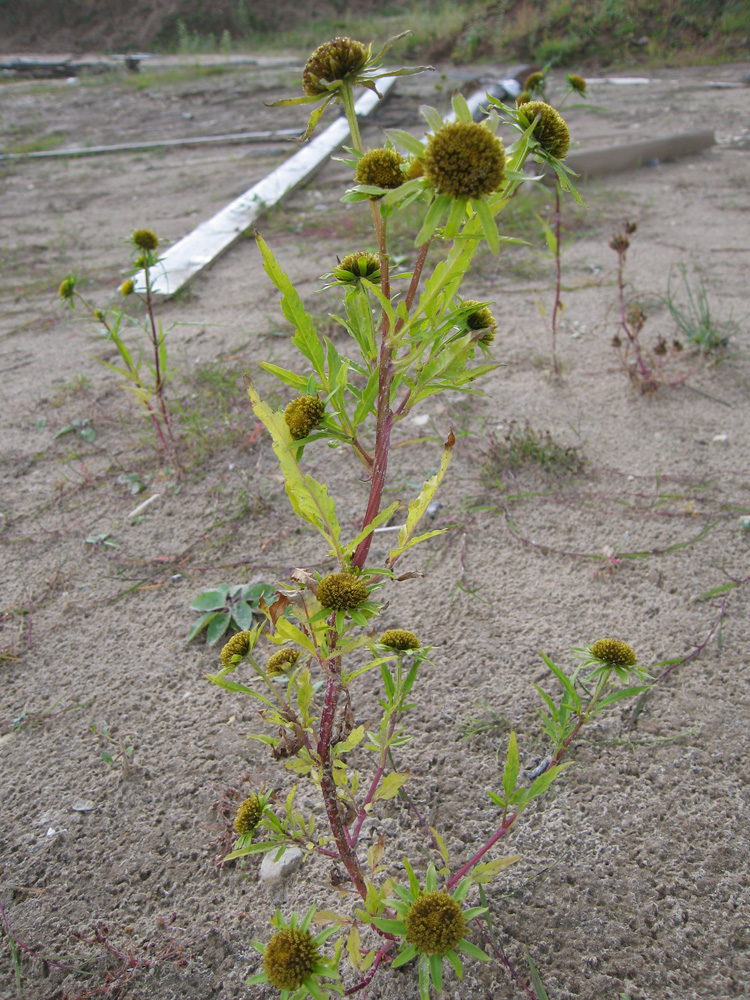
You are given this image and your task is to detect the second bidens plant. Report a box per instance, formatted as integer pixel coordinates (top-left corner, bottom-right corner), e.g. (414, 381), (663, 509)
(208, 36), (648, 1000)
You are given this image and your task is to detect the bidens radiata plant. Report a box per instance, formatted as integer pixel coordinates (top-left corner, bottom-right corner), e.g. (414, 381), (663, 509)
(208, 35), (648, 1000)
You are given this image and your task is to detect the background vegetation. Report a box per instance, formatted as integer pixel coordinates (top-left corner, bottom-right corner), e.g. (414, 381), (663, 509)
(1, 0), (748, 66)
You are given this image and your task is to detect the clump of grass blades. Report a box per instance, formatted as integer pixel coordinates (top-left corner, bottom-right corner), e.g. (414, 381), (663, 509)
(482, 421), (584, 482)
(664, 263), (737, 354)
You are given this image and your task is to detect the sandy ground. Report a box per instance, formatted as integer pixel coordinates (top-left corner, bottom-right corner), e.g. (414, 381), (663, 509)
(1, 54), (750, 1000)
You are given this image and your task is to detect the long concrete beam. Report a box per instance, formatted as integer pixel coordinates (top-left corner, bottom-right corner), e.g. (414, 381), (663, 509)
(564, 129), (715, 178)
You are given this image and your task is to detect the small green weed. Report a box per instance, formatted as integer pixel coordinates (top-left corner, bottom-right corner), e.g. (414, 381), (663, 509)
(664, 263), (737, 354)
(483, 421), (584, 482)
(188, 582), (276, 645)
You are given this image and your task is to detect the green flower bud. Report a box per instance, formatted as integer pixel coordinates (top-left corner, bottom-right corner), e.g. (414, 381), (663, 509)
(267, 648), (302, 677)
(94, 309), (106, 322)
(284, 395), (325, 440)
(405, 892), (466, 955)
(590, 638), (636, 667)
(379, 629), (421, 651)
(120, 279), (134, 296)
(263, 927), (319, 991)
(220, 630), (255, 669)
(317, 572), (368, 611)
(567, 73), (587, 94)
(333, 251), (381, 284)
(58, 276), (75, 300)
(515, 90), (531, 106)
(234, 793), (263, 835)
(303, 36), (369, 96)
(518, 101), (570, 159)
(355, 147), (406, 196)
(132, 229), (159, 251)
(424, 121), (505, 200)
(524, 71), (545, 92)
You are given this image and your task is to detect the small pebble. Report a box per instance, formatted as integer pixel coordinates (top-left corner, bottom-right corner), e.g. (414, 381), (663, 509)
(260, 847), (303, 882)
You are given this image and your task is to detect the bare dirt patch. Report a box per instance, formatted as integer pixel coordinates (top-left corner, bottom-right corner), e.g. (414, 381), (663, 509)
(1, 57), (749, 1000)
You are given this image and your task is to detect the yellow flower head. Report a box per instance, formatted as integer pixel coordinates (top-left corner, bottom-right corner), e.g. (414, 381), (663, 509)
(405, 892), (466, 955)
(120, 279), (135, 297)
(355, 147), (406, 196)
(267, 648), (302, 677)
(590, 638), (636, 667)
(220, 630), (255, 669)
(567, 73), (587, 95)
(317, 572), (368, 611)
(424, 121), (505, 200)
(132, 229), (159, 251)
(517, 101), (570, 159)
(284, 395), (325, 440)
(58, 276), (75, 300)
(380, 629), (421, 651)
(303, 37), (369, 96)
(263, 927), (319, 991)
(524, 71), (545, 92)
(234, 793), (263, 835)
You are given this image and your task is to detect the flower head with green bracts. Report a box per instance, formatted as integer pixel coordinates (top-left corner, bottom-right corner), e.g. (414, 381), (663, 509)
(385, 94), (508, 254)
(355, 146), (406, 197)
(324, 251), (381, 288)
(267, 33), (427, 142)
(373, 861), (489, 999)
(58, 275), (76, 302)
(267, 647), (302, 677)
(379, 628), (421, 651)
(575, 637), (649, 684)
(516, 101), (569, 160)
(247, 906), (340, 1000)
(566, 73), (587, 96)
(234, 792), (264, 836)
(220, 629), (256, 670)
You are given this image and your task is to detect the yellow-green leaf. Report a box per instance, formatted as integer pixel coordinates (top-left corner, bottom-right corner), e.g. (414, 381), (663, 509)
(374, 771), (410, 801)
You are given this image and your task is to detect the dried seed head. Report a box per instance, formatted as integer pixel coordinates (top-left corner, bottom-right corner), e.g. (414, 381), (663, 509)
(524, 71), (545, 92)
(333, 251), (381, 284)
(567, 73), (587, 94)
(220, 630), (255, 669)
(132, 229), (159, 251)
(58, 276), (76, 300)
(284, 395), (325, 440)
(609, 232), (630, 253)
(303, 36), (369, 96)
(424, 121), (506, 199)
(611, 333), (622, 349)
(267, 648), (302, 677)
(653, 337), (667, 356)
(405, 892), (466, 955)
(379, 629), (421, 651)
(317, 572), (369, 611)
(590, 638), (637, 667)
(120, 279), (135, 296)
(355, 147), (406, 195)
(625, 220), (638, 235)
(234, 793), (263, 835)
(263, 927), (319, 991)
(518, 101), (570, 159)
(515, 90), (531, 106)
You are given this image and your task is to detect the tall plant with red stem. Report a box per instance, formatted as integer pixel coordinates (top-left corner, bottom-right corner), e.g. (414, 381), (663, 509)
(207, 36), (648, 1000)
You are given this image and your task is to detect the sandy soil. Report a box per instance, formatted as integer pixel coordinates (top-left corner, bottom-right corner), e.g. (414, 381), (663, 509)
(1, 55), (750, 1000)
